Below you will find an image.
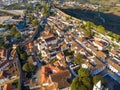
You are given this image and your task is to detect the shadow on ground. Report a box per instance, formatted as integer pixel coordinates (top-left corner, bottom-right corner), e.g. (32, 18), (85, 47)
(60, 8), (120, 34)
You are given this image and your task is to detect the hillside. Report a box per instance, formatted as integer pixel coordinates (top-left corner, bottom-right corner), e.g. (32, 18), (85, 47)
(58, 7), (120, 34)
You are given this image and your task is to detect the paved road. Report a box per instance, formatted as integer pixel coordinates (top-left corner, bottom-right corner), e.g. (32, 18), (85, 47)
(16, 53), (22, 90)
(16, 18), (46, 90)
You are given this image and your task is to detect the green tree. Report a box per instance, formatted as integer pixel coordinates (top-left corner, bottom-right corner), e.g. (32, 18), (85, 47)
(97, 25), (105, 34)
(27, 4), (33, 10)
(93, 75), (105, 85)
(22, 63), (35, 72)
(4, 25), (13, 30)
(70, 78), (80, 90)
(82, 77), (92, 90)
(63, 49), (74, 56)
(24, 10), (28, 15)
(20, 52), (28, 60)
(35, 7), (39, 14)
(41, 4), (50, 16)
(73, 54), (84, 66)
(32, 19), (38, 26)
(71, 68), (92, 90)
(21, 85), (29, 90)
(0, 41), (4, 48)
(77, 85), (87, 90)
(15, 32), (21, 38)
(16, 46), (23, 54)
(78, 68), (90, 77)
(10, 27), (17, 36)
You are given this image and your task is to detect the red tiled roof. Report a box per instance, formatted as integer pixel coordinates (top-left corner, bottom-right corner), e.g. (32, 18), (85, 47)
(0, 49), (6, 59)
(50, 70), (70, 89)
(56, 52), (63, 60)
(3, 83), (12, 90)
(45, 37), (56, 42)
(26, 42), (33, 49)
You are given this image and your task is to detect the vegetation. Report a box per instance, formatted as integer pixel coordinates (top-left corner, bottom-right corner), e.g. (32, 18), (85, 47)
(0, 41), (4, 48)
(41, 3), (55, 16)
(38, 53), (43, 59)
(27, 15), (35, 24)
(0, 24), (13, 30)
(93, 75), (105, 85)
(22, 63), (35, 72)
(14, 32), (21, 38)
(63, 49), (74, 56)
(71, 68), (105, 90)
(24, 10), (28, 15)
(107, 31), (120, 42)
(81, 21), (120, 42)
(66, 16), (73, 20)
(73, 54), (84, 66)
(16, 46), (23, 54)
(50, 58), (58, 64)
(32, 19), (39, 26)
(41, 4), (51, 16)
(96, 25), (105, 34)
(21, 85), (29, 90)
(9, 27), (21, 38)
(20, 52), (28, 61)
(71, 68), (92, 90)
(16, 46), (28, 65)
(4, 4), (25, 10)
(65, 0), (88, 4)
(26, 4), (34, 10)
(60, 5), (120, 37)
(78, 68), (90, 77)
(12, 79), (19, 89)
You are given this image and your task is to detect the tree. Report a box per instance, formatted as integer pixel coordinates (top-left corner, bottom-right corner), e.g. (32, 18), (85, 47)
(77, 85), (87, 90)
(71, 68), (92, 90)
(15, 32), (21, 38)
(20, 52), (28, 60)
(22, 63), (35, 72)
(63, 49), (74, 56)
(70, 78), (80, 90)
(41, 4), (50, 16)
(97, 25), (105, 34)
(32, 19), (38, 26)
(35, 7), (39, 14)
(10, 27), (17, 36)
(73, 54), (84, 66)
(82, 77), (92, 90)
(27, 4), (33, 10)
(93, 75), (105, 85)
(16, 46), (23, 54)
(21, 85), (29, 90)
(78, 68), (90, 77)
(0, 41), (4, 48)
(71, 77), (89, 90)
(24, 10), (28, 15)
(4, 24), (13, 30)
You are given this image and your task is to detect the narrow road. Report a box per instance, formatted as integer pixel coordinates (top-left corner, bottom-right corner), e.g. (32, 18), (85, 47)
(16, 53), (22, 90)
(20, 20), (45, 47)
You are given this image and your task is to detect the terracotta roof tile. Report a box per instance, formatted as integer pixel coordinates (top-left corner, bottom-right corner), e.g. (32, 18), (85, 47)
(50, 70), (70, 89)
(56, 52), (63, 60)
(3, 83), (12, 90)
